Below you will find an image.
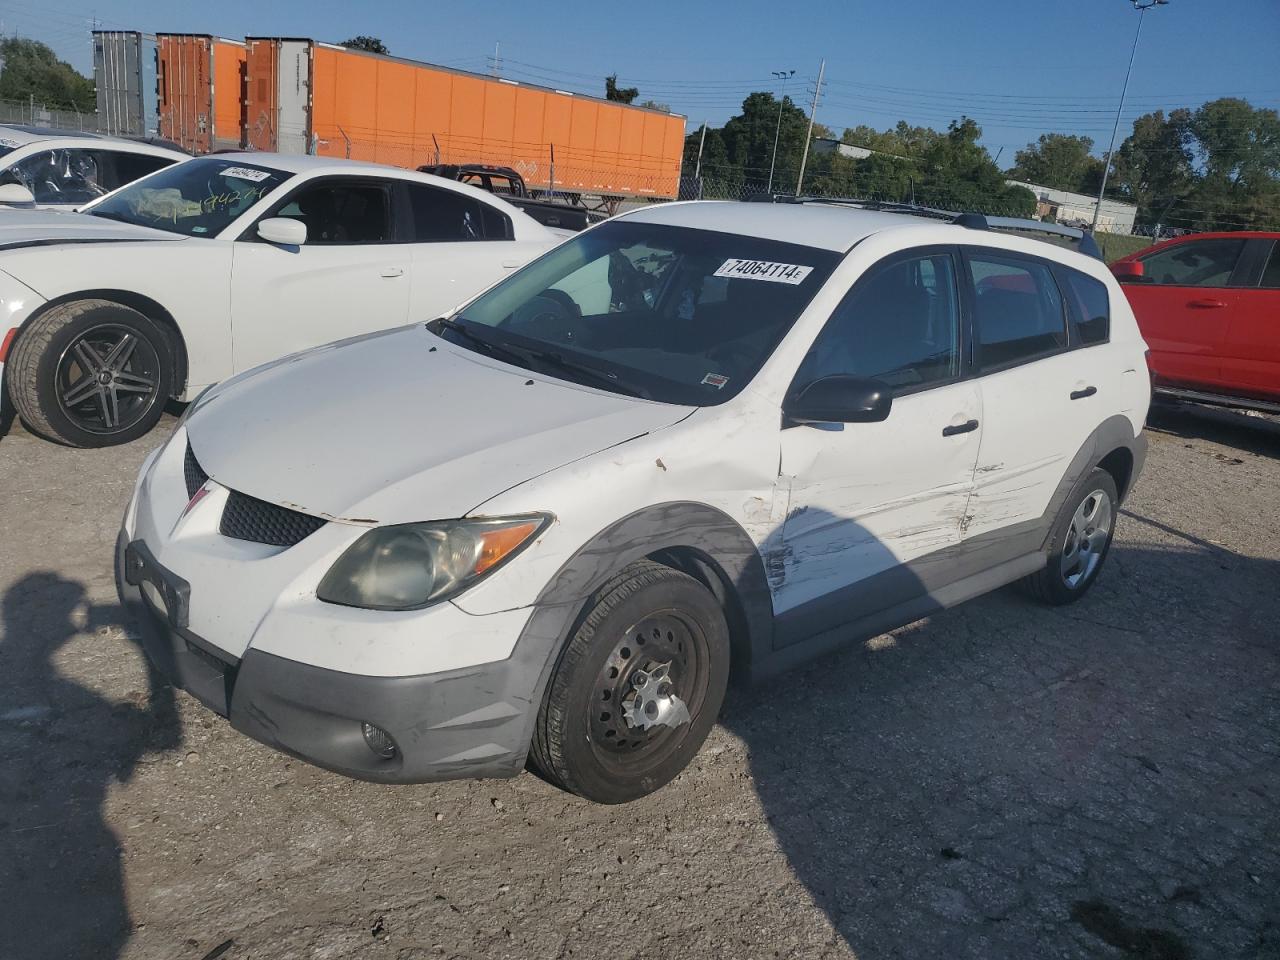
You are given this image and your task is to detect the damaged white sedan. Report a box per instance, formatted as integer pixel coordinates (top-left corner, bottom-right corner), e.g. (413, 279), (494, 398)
(118, 200), (1150, 803)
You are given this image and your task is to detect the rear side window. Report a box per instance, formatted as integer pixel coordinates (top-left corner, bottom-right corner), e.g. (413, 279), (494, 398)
(1260, 243), (1280, 289)
(1060, 270), (1110, 346)
(968, 254), (1067, 371)
(407, 183), (512, 241)
(1140, 238), (1244, 287)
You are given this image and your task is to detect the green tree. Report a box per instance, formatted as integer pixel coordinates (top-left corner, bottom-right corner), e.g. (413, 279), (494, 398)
(605, 75), (639, 104)
(1008, 133), (1105, 194)
(0, 38), (94, 111)
(840, 121), (940, 158)
(1187, 98), (1280, 230)
(1110, 109), (1196, 227)
(719, 91), (809, 187)
(339, 36), (389, 55)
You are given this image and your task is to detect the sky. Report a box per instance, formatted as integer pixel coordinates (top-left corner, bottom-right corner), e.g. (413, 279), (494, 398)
(4, 0), (1278, 162)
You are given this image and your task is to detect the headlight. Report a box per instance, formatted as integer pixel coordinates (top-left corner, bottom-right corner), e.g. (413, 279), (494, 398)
(317, 514), (550, 610)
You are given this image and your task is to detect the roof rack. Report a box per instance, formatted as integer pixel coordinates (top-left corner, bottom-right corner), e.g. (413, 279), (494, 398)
(749, 194), (1104, 260)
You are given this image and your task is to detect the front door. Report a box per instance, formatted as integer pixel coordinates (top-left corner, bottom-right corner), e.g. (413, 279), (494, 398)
(1125, 236), (1249, 393)
(230, 177), (410, 372)
(775, 250), (982, 630)
(1222, 239), (1280, 402)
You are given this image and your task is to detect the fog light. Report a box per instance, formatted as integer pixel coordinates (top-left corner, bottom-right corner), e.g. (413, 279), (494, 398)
(361, 722), (397, 759)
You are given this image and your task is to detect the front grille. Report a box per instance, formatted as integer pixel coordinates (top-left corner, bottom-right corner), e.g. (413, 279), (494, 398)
(184, 442), (209, 499)
(219, 490), (327, 547)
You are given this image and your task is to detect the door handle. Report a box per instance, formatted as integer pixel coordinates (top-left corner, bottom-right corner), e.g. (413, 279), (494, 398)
(501, 259), (521, 269)
(942, 419), (979, 437)
(1070, 386), (1098, 400)
(380, 267), (404, 278)
(1188, 298), (1226, 308)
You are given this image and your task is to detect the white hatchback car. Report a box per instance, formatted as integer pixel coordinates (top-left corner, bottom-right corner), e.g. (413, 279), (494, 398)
(0, 124), (187, 210)
(0, 153), (558, 446)
(117, 201), (1150, 803)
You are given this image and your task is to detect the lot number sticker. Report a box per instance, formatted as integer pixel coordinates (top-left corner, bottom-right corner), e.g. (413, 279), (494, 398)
(714, 258), (813, 285)
(220, 166), (272, 182)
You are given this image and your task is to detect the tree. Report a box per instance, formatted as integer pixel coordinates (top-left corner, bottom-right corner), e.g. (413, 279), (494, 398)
(1110, 109), (1196, 227)
(719, 91), (809, 187)
(638, 99), (670, 112)
(1008, 133), (1105, 194)
(0, 38), (94, 111)
(340, 36), (389, 55)
(605, 75), (638, 104)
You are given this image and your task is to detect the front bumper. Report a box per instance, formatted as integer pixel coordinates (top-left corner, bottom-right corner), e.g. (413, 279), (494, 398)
(116, 530), (541, 783)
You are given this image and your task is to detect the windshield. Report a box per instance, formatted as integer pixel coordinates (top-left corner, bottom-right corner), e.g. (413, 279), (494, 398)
(441, 220), (840, 405)
(86, 157), (291, 237)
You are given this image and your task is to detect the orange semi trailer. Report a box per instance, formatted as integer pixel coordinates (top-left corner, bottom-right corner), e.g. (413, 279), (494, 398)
(156, 34), (247, 153)
(243, 38), (685, 199)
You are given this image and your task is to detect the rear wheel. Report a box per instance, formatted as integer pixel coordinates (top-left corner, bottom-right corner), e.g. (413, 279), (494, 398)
(8, 299), (173, 447)
(1019, 467), (1118, 605)
(530, 560), (730, 804)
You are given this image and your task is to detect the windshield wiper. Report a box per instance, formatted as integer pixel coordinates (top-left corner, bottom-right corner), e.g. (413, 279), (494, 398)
(87, 210), (133, 224)
(429, 317), (533, 368)
(495, 341), (651, 400)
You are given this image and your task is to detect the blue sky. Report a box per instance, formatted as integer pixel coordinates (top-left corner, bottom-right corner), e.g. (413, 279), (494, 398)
(8, 0), (1278, 161)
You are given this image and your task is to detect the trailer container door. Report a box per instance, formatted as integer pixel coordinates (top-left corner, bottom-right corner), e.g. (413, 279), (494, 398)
(276, 40), (311, 154)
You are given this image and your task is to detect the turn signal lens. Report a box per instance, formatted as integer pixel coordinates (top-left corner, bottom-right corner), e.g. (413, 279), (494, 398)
(317, 514), (550, 610)
(476, 520), (541, 575)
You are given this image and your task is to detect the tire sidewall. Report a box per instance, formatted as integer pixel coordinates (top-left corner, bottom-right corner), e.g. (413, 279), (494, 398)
(1043, 467), (1120, 603)
(557, 575), (730, 804)
(25, 302), (173, 447)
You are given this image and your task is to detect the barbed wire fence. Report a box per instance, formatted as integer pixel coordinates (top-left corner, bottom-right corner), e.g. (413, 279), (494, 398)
(0, 97), (102, 132)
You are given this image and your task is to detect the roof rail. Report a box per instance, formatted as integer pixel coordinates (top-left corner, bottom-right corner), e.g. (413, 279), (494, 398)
(748, 195), (1105, 260)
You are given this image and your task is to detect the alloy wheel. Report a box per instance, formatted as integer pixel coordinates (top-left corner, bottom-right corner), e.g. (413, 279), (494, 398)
(55, 323), (162, 435)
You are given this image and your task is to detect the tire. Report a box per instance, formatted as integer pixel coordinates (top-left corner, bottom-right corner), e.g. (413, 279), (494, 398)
(7, 299), (174, 447)
(1019, 466), (1119, 606)
(530, 560), (730, 804)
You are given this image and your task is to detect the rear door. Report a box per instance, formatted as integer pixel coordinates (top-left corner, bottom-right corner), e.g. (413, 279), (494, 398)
(776, 249), (982, 628)
(962, 249), (1106, 540)
(400, 182), (541, 321)
(1125, 237), (1249, 392)
(229, 176), (410, 371)
(1221, 239), (1280, 402)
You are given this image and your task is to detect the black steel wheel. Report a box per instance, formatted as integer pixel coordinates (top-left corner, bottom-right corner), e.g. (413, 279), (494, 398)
(7, 299), (174, 447)
(530, 560), (730, 804)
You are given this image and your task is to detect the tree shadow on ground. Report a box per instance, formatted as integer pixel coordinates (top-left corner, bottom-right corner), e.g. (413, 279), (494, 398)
(0, 572), (181, 960)
(721, 521), (1280, 958)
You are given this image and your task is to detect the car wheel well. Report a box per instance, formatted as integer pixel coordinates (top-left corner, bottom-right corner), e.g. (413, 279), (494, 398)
(1097, 446), (1135, 501)
(646, 547), (748, 681)
(31, 290), (188, 397)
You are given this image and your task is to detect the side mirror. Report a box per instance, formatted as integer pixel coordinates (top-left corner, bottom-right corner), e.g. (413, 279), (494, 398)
(784, 375), (893, 425)
(257, 217), (307, 246)
(1110, 260), (1145, 283)
(0, 183), (35, 206)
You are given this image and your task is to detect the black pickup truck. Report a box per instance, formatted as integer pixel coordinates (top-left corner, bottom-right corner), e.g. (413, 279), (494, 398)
(418, 164), (596, 232)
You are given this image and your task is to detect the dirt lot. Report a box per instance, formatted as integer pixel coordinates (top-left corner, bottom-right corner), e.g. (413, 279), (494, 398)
(2, 403), (1278, 960)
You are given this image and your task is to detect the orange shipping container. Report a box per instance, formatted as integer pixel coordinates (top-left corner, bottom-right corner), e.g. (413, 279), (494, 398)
(243, 39), (685, 199)
(156, 34), (246, 152)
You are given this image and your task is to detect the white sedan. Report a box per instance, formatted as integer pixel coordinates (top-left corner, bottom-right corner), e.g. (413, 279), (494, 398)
(0, 153), (560, 446)
(0, 124), (187, 210)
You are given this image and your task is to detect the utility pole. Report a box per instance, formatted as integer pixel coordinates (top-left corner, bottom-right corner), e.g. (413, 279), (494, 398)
(1093, 0), (1168, 232)
(795, 58), (824, 196)
(694, 120), (707, 199)
(766, 69), (794, 195)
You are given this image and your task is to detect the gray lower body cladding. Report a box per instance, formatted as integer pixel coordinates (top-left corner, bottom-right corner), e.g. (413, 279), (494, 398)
(115, 531), (542, 783)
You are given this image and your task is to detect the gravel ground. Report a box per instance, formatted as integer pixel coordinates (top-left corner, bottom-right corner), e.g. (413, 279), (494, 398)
(1, 402), (1278, 960)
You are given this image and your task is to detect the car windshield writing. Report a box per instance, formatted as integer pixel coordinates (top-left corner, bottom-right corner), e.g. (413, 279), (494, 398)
(86, 157), (290, 237)
(444, 221), (840, 405)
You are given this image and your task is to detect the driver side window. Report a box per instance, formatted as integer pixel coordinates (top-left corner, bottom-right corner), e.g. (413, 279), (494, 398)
(10, 148), (107, 204)
(1141, 239), (1244, 287)
(796, 253), (961, 394)
(271, 181), (392, 244)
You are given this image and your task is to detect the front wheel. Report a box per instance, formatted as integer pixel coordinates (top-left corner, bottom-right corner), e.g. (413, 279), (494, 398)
(7, 299), (174, 447)
(530, 561), (730, 804)
(1019, 466), (1119, 605)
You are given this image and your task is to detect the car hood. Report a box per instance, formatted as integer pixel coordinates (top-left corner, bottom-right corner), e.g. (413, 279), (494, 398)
(0, 209), (183, 249)
(185, 326), (693, 525)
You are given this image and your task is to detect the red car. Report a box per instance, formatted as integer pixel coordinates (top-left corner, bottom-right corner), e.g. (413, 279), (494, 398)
(1111, 232), (1280, 413)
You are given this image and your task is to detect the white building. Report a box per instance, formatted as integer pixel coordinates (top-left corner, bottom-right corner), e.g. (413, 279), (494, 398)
(1005, 179), (1137, 236)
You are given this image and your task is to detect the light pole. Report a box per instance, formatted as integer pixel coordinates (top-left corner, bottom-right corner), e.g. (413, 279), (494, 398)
(1092, 0), (1168, 232)
(767, 69), (794, 195)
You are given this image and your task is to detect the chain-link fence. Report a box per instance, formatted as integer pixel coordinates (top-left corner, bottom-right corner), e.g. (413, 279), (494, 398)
(0, 98), (103, 133)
